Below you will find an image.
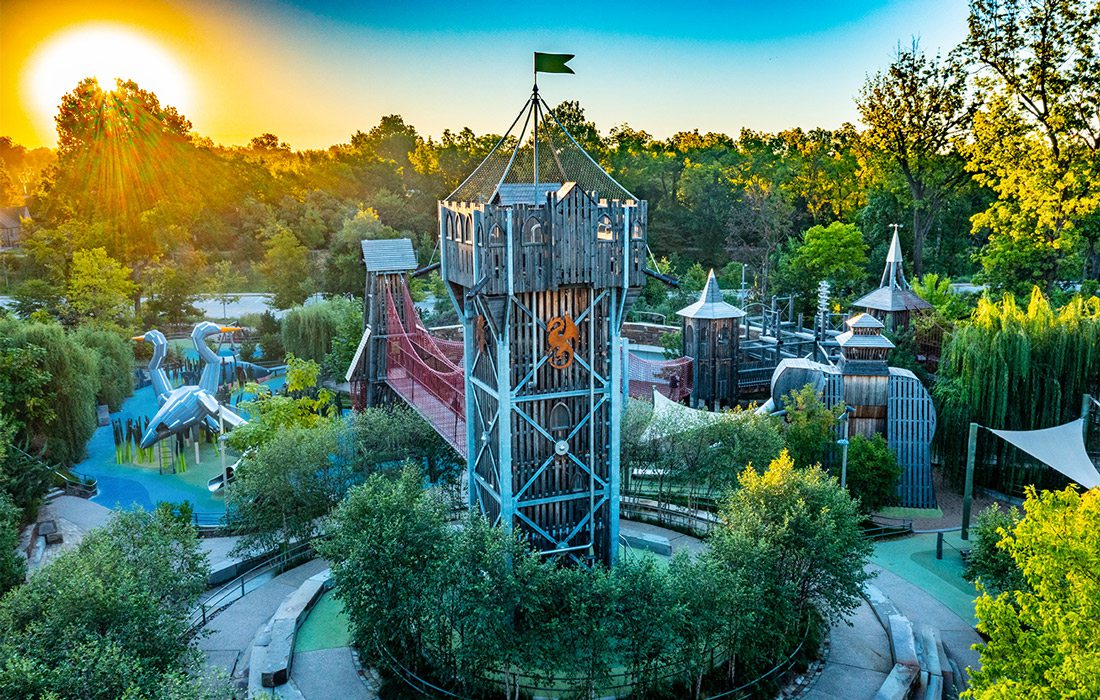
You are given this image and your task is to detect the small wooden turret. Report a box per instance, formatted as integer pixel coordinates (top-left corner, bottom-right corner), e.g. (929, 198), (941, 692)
(677, 270), (746, 409)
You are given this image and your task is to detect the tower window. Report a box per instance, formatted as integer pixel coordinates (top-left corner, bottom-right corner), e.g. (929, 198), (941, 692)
(597, 214), (614, 241)
(523, 215), (544, 244)
(631, 219), (644, 240)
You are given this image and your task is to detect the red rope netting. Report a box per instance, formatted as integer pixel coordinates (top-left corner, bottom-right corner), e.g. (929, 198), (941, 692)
(386, 287), (467, 457)
(627, 354), (693, 402)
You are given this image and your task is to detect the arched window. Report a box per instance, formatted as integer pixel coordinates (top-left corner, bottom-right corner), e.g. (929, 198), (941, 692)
(489, 223), (504, 246)
(551, 402), (571, 437)
(444, 213), (455, 240)
(597, 214), (614, 241)
(631, 219), (644, 240)
(523, 215), (544, 244)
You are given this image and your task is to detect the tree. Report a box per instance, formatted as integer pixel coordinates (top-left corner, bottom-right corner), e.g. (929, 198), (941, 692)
(714, 450), (873, 629)
(965, 0), (1100, 290)
(259, 225), (312, 309)
(857, 43), (974, 277)
(66, 247), (136, 327)
(776, 222), (869, 313)
(207, 260), (245, 321)
(72, 326), (135, 411)
(142, 259), (202, 326)
(726, 178), (796, 295)
(226, 422), (352, 555)
(965, 485), (1100, 699)
(844, 434), (902, 513)
(782, 384), (845, 469)
(0, 508), (224, 699)
(317, 466), (449, 665)
(934, 289), (1100, 488)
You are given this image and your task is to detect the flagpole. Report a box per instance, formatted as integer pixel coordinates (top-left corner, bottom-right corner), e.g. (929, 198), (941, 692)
(533, 56), (539, 191)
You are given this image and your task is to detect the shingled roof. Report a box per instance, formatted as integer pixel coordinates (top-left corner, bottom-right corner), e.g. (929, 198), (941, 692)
(677, 270), (746, 320)
(360, 238), (417, 273)
(852, 229), (932, 313)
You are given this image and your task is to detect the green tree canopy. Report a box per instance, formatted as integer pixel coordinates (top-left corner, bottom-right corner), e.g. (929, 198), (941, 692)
(966, 485), (1100, 699)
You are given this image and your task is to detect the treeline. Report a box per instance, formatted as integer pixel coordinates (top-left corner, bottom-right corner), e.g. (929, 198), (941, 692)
(1, 1), (1095, 324)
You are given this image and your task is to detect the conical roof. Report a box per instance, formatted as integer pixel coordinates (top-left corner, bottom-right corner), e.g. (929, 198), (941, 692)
(445, 89), (632, 205)
(852, 229), (932, 313)
(677, 270), (746, 320)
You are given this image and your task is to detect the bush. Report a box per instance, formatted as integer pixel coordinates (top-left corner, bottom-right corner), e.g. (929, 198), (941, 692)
(0, 492), (24, 596)
(844, 434), (902, 513)
(963, 504), (1024, 595)
(72, 326), (135, 411)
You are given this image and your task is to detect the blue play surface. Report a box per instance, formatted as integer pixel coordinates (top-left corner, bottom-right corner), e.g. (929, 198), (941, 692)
(75, 385), (225, 513)
(74, 372), (287, 515)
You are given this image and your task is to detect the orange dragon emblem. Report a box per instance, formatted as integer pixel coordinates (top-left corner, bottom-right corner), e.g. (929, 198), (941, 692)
(547, 315), (579, 370)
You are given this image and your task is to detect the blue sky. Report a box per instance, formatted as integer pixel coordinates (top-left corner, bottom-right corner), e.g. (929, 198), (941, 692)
(242, 0), (970, 145)
(5, 0), (972, 148)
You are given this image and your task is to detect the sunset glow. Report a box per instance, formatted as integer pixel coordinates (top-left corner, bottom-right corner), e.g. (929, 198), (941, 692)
(25, 23), (195, 138)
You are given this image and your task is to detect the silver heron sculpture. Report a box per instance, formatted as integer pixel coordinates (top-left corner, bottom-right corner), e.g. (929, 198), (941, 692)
(131, 329), (171, 406)
(139, 322), (248, 450)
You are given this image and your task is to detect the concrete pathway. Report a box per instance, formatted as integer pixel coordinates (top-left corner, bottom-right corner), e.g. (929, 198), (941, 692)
(199, 558), (330, 682)
(291, 647), (374, 700)
(23, 496), (113, 572)
(804, 598), (893, 699)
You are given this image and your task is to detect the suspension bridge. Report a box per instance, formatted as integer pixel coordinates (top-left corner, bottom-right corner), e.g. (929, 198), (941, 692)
(358, 277), (693, 459)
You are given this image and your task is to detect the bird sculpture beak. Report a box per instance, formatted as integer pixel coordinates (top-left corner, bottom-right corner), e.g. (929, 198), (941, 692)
(131, 335), (145, 341)
(220, 326), (243, 333)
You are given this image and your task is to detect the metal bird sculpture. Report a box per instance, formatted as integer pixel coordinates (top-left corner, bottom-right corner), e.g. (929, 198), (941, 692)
(139, 323), (247, 449)
(132, 330), (171, 406)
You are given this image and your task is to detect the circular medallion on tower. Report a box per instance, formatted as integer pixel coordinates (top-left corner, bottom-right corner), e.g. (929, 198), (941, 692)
(554, 439), (570, 456)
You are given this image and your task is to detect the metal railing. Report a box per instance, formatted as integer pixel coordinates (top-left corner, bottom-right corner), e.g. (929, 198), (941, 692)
(185, 539), (318, 635)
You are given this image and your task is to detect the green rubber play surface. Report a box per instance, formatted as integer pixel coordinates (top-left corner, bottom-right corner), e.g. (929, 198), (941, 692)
(294, 591), (352, 652)
(872, 531), (980, 624)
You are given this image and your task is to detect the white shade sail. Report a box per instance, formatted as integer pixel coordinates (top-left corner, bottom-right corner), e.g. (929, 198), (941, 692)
(989, 418), (1100, 489)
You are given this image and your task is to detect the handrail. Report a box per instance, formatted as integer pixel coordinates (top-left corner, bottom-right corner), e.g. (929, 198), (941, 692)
(185, 539), (319, 635)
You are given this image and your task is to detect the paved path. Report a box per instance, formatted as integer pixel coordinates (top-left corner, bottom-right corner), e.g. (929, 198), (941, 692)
(292, 647), (374, 700)
(199, 558), (330, 682)
(803, 560), (983, 699)
(804, 598), (893, 699)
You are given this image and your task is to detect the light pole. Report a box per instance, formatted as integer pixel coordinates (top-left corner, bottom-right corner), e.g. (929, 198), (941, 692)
(837, 406), (855, 488)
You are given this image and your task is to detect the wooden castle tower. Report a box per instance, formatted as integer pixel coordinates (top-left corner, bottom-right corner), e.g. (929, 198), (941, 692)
(677, 269), (746, 409)
(439, 87), (646, 565)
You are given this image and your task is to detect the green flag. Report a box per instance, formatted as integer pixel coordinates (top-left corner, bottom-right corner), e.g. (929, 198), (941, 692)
(534, 52), (575, 74)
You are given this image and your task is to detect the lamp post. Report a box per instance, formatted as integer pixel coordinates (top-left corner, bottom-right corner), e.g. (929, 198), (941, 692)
(837, 406), (854, 488)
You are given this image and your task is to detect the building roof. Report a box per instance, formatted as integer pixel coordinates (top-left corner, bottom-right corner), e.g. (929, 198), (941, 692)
(852, 286), (932, 313)
(493, 182), (563, 206)
(846, 312), (885, 329)
(852, 229), (932, 313)
(0, 205), (29, 229)
(676, 270), (747, 320)
(836, 330), (895, 349)
(360, 238), (418, 273)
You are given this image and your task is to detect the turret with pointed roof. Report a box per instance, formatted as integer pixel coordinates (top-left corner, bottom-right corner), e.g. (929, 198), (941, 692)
(851, 229), (931, 330)
(677, 270), (746, 408)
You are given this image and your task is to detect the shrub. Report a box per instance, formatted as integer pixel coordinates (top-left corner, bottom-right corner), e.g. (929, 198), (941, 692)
(843, 434), (902, 513)
(963, 504), (1024, 595)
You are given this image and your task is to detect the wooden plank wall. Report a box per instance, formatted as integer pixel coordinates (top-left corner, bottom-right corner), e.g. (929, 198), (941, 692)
(507, 287), (614, 565)
(887, 370), (937, 508)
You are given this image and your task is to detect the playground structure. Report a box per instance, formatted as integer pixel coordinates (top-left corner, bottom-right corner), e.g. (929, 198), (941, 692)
(131, 322), (262, 492)
(344, 89), (945, 541)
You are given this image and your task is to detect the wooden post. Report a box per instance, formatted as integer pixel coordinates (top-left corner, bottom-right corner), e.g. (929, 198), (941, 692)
(961, 422), (978, 540)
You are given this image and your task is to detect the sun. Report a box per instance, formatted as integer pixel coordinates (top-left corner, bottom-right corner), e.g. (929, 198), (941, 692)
(24, 23), (195, 138)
